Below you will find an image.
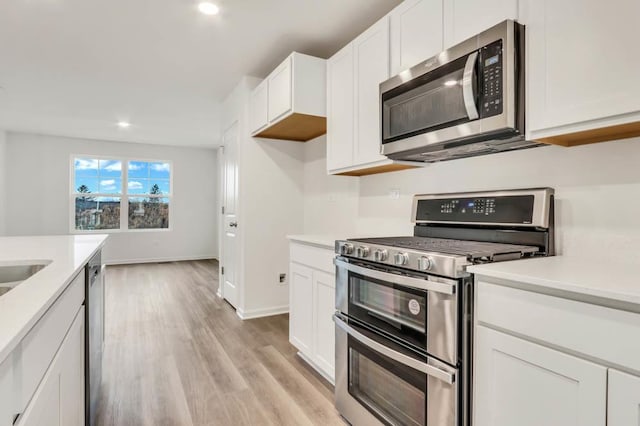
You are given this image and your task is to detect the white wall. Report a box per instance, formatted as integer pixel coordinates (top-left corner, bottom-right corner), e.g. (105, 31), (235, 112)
(303, 135), (359, 236)
(303, 136), (640, 264)
(0, 130), (6, 236)
(4, 132), (218, 264)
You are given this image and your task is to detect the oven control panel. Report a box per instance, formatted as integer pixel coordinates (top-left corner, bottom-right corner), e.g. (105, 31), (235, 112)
(415, 194), (535, 224)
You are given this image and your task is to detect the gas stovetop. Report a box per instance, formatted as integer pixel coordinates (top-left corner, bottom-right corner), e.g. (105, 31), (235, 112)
(335, 188), (555, 279)
(335, 236), (540, 278)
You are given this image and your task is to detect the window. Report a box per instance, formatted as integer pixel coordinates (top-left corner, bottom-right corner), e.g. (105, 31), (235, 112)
(72, 157), (171, 232)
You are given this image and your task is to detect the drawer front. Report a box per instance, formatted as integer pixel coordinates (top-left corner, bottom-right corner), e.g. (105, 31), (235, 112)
(18, 271), (85, 411)
(477, 280), (640, 373)
(290, 243), (335, 276)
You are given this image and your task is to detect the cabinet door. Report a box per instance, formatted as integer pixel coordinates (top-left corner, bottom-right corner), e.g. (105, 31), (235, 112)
(267, 56), (293, 123)
(443, 0), (518, 48)
(608, 369), (640, 426)
(289, 263), (314, 357)
(17, 308), (84, 426)
(326, 43), (355, 171)
(474, 326), (606, 426)
(313, 271), (335, 380)
(390, 0), (444, 75)
(524, 0), (640, 136)
(353, 16), (389, 165)
(0, 358), (14, 426)
(249, 79), (268, 134)
(58, 307), (84, 426)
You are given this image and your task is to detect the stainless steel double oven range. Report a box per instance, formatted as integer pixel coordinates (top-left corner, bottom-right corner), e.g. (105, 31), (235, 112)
(333, 188), (555, 426)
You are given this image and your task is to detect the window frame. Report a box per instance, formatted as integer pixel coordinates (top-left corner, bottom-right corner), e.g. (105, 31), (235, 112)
(69, 154), (173, 233)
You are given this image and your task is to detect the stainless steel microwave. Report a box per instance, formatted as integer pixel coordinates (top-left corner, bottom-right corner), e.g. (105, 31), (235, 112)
(380, 20), (539, 163)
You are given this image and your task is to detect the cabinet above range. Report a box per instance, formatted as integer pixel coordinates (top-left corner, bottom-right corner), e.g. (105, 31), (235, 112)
(249, 52), (327, 142)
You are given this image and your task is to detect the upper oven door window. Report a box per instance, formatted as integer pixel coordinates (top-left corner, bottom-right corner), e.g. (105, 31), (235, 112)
(349, 271), (427, 349)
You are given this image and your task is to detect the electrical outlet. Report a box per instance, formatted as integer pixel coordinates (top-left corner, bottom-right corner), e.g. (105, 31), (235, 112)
(279, 273), (287, 285)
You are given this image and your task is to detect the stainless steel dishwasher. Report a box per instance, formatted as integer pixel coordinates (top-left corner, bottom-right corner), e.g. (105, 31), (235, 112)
(85, 251), (103, 426)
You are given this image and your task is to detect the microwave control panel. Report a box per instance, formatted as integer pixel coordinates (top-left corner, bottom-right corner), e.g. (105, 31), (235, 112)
(480, 40), (503, 119)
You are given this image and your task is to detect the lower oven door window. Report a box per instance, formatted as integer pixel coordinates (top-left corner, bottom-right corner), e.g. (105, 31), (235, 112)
(349, 336), (426, 426)
(349, 272), (427, 349)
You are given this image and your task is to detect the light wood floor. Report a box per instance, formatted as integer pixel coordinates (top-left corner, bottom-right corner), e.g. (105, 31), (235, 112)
(95, 260), (345, 426)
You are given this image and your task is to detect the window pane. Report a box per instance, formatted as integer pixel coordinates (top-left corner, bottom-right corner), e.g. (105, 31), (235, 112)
(74, 177), (99, 194)
(74, 158), (99, 177)
(99, 160), (122, 178)
(149, 180), (169, 195)
(128, 161), (148, 178)
(75, 197), (121, 230)
(99, 178), (122, 194)
(127, 179), (148, 194)
(149, 162), (170, 179)
(128, 197), (169, 229)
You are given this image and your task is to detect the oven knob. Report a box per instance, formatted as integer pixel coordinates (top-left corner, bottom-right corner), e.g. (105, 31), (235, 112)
(394, 252), (409, 266)
(340, 243), (354, 255)
(418, 256), (434, 271)
(355, 246), (370, 258)
(373, 249), (388, 262)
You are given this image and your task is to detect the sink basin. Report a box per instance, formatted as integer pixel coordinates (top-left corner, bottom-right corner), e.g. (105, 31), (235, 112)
(0, 263), (49, 297)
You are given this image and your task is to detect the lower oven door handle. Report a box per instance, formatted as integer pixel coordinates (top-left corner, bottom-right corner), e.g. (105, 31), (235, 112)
(333, 314), (455, 385)
(334, 259), (455, 295)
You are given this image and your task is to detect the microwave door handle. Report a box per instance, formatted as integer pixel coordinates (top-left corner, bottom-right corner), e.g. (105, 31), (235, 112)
(462, 51), (479, 120)
(334, 314), (455, 385)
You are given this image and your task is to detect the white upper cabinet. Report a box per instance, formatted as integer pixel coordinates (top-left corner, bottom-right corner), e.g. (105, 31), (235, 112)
(475, 326), (607, 426)
(390, 0), (444, 75)
(353, 16), (390, 166)
(249, 79), (269, 134)
(250, 52), (327, 142)
(267, 57), (293, 123)
(443, 0), (519, 48)
(608, 369), (640, 426)
(326, 43), (355, 171)
(523, 0), (640, 145)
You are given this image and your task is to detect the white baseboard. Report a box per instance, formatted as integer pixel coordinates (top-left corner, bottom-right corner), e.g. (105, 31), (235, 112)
(236, 304), (289, 320)
(296, 351), (335, 386)
(105, 255), (218, 266)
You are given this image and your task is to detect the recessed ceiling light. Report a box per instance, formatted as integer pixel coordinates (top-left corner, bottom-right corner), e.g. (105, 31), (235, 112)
(117, 121), (131, 129)
(444, 80), (458, 86)
(198, 2), (219, 15)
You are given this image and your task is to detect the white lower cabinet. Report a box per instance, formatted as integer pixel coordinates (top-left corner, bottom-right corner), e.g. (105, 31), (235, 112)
(289, 242), (335, 383)
(608, 369), (640, 426)
(312, 270), (335, 379)
(17, 306), (84, 426)
(474, 325), (606, 426)
(289, 263), (314, 357)
(0, 358), (14, 426)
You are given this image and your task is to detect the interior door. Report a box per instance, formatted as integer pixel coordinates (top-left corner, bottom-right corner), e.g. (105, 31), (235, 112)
(220, 122), (240, 309)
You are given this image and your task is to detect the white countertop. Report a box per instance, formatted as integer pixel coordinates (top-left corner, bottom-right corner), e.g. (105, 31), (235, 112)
(468, 256), (640, 306)
(0, 235), (108, 364)
(287, 234), (342, 249)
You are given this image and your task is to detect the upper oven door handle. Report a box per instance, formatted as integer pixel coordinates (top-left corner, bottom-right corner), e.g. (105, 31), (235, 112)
(334, 258), (456, 295)
(462, 51), (479, 120)
(334, 314), (456, 385)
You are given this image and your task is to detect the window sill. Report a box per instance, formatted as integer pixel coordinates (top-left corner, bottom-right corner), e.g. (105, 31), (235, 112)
(70, 228), (173, 235)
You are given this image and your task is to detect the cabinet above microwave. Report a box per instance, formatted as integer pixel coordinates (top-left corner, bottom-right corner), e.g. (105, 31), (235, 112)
(249, 52), (327, 142)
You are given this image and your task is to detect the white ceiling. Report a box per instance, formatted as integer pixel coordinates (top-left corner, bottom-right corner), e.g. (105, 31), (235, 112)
(0, 0), (401, 147)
